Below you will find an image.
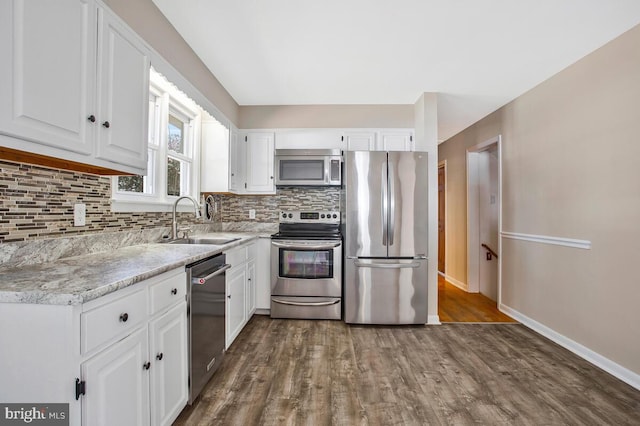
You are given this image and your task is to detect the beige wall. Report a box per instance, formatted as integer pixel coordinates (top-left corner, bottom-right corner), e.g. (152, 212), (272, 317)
(239, 105), (414, 129)
(104, 0), (240, 125)
(439, 24), (640, 375)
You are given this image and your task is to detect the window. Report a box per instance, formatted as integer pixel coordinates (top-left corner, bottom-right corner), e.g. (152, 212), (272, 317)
(111, 69), (201, 211)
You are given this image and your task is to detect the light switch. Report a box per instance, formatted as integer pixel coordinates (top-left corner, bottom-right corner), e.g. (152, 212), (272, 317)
(249, 209), (256, 219)
(74, 203), (86, 226)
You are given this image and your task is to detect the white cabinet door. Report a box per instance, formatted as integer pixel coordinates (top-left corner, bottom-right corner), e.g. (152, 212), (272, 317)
(201, 118), (230, 192)
(255, 238), (272, 311)
(345, 132), (376, 151)
(226, 266), (246, 349)
(229, 129), (244, 193)
(82, 326), (150, 426)
(94, 8), (149, 170)
(379, 130), (414, 151)
(149, 303), (188, 426)
(0, 0), (95, 154)
(246, 259), (256, 319)
(275, 131), (344, 149)
(245, 132), (275, 193)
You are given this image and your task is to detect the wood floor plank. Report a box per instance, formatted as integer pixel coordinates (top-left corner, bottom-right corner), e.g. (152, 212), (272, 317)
(175, 316), (640, 425)
(438, 275), (516, 323)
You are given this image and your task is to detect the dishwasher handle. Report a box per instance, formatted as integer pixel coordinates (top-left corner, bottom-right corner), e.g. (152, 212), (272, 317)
(192, 264), (231, 285)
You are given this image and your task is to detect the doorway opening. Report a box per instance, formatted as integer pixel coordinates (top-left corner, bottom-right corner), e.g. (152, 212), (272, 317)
(437, 136), (514, 322)
(467, 136), (502, 299)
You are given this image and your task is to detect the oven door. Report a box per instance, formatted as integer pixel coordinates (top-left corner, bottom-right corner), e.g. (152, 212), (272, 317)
(270, 240), (342, 297)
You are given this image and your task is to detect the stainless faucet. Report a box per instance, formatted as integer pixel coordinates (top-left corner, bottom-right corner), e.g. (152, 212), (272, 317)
(172, 196), (201, 239)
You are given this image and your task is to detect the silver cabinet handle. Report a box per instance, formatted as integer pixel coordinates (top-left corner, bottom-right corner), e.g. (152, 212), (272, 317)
(272, 298), (340, 307)
(354, 261), (421, 269)
(191, 264), (231, 284)
(271, 241), (341, 250)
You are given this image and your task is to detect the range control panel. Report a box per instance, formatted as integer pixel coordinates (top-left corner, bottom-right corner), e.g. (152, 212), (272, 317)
(279, 211), (340, 224)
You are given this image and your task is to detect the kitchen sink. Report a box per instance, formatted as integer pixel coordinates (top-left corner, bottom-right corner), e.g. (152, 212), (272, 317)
(165, 237), (240, 245)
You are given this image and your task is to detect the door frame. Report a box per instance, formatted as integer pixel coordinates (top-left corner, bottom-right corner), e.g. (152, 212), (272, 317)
(466, 135), (502, 304)
(437, 160), (447, 276)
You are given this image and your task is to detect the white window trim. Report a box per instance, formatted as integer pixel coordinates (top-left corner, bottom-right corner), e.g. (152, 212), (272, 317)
(111, 70), (201, 213)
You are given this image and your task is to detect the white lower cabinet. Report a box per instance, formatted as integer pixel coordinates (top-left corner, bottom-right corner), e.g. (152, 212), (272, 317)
(225, 240), (257, 349)
(80, 268), (187, 426)
(81, 327), (150, 426)
(0, 267), (188, 426)
(149, 303), (188, 426)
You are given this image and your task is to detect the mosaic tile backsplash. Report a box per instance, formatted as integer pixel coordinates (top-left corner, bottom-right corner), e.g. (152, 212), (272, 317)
(0, 160), (340, 243)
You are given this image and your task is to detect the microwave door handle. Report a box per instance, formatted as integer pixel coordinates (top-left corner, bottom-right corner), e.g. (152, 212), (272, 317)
(381, 162), (388, 246)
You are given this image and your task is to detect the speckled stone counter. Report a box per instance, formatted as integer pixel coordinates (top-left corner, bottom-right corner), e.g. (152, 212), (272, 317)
(0, 233), (260, 306)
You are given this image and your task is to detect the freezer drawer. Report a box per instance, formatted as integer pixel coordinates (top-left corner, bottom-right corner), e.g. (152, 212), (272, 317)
(271, 296), (341, 320)
(344, 257), (427, 325)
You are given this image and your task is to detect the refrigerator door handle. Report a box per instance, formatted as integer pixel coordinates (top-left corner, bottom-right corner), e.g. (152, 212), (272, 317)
(354, 261), (422, 269)
(381, 162), (388, 246)
(388, 160), (395, 246)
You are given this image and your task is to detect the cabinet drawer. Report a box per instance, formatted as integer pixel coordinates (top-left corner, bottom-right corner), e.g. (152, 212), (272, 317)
(81, 289), (147, 354)
(226, 246), (247, 266)
(149, 270), (186, 315)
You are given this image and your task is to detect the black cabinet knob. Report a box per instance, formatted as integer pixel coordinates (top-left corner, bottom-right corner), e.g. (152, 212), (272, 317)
(227, 295), (231, 299)
(102, 121), (110, 128)
(171, 288), (178, 295)
(87, 115), (96, 123)
(156, 353), (163, 361)
(143, 362), (151, 370)
(119, 313), (129, 322)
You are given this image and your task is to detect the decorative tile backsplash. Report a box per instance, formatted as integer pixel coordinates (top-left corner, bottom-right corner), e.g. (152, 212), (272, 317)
(209, 186), (341, 223)
(0, 160), (341, 244)
(0, 160), (207, 243)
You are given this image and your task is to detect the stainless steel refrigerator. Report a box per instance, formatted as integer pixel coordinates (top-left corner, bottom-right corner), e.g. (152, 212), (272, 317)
(343, 151), (428, 324)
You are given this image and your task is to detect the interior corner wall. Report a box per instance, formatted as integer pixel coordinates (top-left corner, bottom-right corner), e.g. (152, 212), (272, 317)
(238, 105), (414, 129)
(103, 0), (240, 126)
(438, 23), (640, 376)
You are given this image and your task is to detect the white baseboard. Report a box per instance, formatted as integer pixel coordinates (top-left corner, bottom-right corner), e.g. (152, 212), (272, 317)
(442, 274), (468, 291)
(427, 315), (441, 325)
(254, 309), (270, 316)
(499, 303), (640, 391)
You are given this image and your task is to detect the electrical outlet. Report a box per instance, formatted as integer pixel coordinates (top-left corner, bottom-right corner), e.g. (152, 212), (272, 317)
(74, 203), (86, 226)
(249, 209), (256, 219)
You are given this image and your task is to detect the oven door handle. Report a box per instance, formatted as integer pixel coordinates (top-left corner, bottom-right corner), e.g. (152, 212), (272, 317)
(272, 298), (340, 307)
(271, 241), (341, 250)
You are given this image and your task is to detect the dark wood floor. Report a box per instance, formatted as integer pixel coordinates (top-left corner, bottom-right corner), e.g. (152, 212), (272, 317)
(175, 316), (640, 425)
(438, 275), (516, 323)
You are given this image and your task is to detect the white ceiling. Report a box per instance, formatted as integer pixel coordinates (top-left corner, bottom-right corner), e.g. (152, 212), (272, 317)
(152, 0), (640, 141)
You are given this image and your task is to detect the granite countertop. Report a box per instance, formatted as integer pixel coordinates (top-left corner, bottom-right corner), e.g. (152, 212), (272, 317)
(0, 233), (261, 306)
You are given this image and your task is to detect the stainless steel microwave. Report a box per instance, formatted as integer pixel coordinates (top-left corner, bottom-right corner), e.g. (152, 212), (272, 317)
(275, 149), (342, 186)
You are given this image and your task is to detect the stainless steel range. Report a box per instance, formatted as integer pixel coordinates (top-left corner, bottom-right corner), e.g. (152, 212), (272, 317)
(270, 211), (342, 320)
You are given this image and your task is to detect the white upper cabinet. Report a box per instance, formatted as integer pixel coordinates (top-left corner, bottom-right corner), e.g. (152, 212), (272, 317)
(378, 130), (414, 151)
(275, 130), (344, 150)
(245, 132), (275, 193)
(344, 131), (376, 151)
(345, 129), (414, 151)
(229, 132), (274, 194)
(201, 117), (231, 193)
(0, 0), (95, 154)
(94, 7), (150, 171)
(0, 0), (150, 174)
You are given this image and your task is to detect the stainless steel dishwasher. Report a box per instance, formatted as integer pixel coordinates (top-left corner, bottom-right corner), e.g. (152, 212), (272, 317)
(186, 253), (230, 404)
